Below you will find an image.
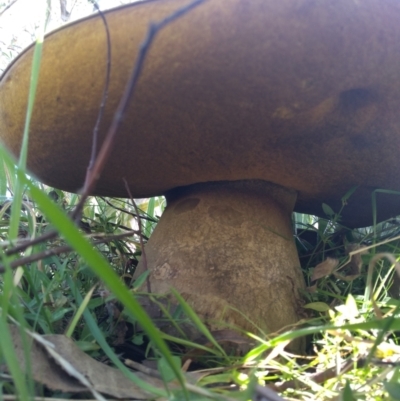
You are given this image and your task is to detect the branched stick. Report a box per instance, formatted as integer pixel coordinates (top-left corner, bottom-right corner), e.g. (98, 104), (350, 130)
(73, 0), (205, 216)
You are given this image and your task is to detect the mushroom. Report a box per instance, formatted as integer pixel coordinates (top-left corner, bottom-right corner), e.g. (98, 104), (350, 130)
(1, 0), (400, 350)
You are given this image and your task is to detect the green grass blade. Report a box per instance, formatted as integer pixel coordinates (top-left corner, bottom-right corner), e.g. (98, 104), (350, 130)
(143, 196), (156, 237)
(0, 144), (187, 393)
(8, 12), (45, 240)
(170, 288), (228, 359)
(65, 285), (96, 338)
(67, 276), (168, 397)
(0, 321), (30, 400)
(0, 161), (8, 198)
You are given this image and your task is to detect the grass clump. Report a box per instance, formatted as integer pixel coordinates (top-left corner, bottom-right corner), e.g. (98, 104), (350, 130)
(1, 177), (400, 400)
(2, 2), (400, 400)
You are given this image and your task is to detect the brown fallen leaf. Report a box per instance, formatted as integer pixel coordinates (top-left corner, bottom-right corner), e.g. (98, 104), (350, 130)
(7, 325), (166, 399)
(306, 284), (317, 293)
(332, 244), (369, 282)
(311, 257), (339, 282)
(8, 325), (87, 394)
(345, 243), (368, 276)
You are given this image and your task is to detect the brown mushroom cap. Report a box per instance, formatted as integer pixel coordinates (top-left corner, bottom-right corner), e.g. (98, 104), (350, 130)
(1, 0), (400, 227)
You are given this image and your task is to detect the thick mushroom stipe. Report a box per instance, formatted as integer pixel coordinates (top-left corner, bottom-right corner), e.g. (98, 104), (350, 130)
(135, 180), (304, 341)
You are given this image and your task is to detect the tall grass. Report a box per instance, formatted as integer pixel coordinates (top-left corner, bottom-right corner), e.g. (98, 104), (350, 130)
(1, 1), (400, 400)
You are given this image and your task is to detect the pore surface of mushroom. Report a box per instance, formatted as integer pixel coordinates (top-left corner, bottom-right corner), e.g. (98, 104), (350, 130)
(2, 0), (400, 350)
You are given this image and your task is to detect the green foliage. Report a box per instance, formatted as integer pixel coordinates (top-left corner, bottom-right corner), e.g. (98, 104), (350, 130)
(2, 2), (400, 400)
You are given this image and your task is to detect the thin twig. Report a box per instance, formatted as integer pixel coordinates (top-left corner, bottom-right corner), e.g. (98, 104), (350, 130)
(59, 0), (70, 21)
(1, 205), (149, 257)
(0, 230), (138, 272)
(124, 179), (150, 293)
(125, 358), (161, 378)
(0, 0), (19, 17)
(4, 229), (58, 256)
(74, 0), (205, 212)
(70, 2), (112, 222)
(86, 1), (111, 176)
(100, 197), (158, 223)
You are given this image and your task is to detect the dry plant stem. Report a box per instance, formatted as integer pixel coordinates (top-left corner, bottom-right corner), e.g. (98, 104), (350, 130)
(72, 0), (206, 221)
(0, 0), (19, 17)
(125, 358), (160, 378)
(2, 208), (144, 258)
(4, 229), (57, 256)
(2, 218), (139, 256)
(100, 197), (158, 223)
(124, 179), (150, 293)
(85, 2), (111, 176)
(0, 230), (138, 272)
(72, 0), (112, 222)
(59, 0), (70, 21)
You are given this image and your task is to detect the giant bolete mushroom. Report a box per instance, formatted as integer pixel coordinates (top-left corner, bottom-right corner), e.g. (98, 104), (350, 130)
(2, 0), (400, 349)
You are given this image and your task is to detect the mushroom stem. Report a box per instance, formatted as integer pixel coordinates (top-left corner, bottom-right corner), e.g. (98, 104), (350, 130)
(135, 180), (305, 349)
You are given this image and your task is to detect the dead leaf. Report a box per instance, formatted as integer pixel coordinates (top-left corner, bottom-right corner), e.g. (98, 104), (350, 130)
(7, 325), (87, 394)
(6, 325), (166, 399)
(306, 284), (317, 293)
(345, 243), (368, 275)
(311, 257), (339, 281)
